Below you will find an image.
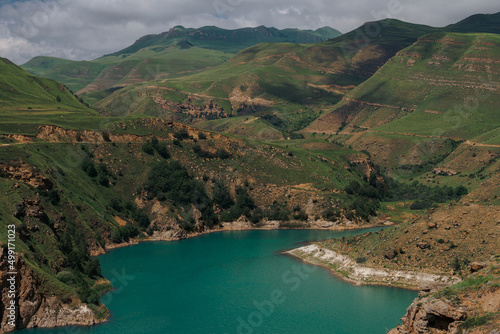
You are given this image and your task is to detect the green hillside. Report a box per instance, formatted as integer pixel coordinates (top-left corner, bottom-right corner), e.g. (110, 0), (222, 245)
(0, 57), (89, 111)
(0, 57), (105, 135)
(94, 19), (440, 138)
(307, 32), (500, 140)
(21, 56), (75, 77)
(21, 25), (340, 97)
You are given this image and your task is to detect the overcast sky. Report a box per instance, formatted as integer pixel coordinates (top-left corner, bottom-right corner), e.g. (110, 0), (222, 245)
(0, 0), (498, 64)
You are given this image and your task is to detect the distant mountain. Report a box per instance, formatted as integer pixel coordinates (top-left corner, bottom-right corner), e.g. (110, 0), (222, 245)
(106, 25), (342, 57)
(445, 12), (500, 34)
(21, 25), (341, 101)
(22, 57), (107, 94)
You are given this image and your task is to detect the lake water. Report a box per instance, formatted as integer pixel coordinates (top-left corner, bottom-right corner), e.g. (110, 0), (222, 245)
(19, 229), (417, 334)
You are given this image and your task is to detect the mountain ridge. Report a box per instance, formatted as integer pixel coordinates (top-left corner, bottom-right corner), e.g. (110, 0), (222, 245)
(104, 25), (342, 57)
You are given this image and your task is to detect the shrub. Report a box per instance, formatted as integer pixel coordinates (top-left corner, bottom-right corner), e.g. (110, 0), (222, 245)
(355, 257), (367, 264)
(144, 160), (218, 227)
(142, 141), (155, 155)
(410, 199), (434, 210)
(222, 187), (255, 220)
(267, 201), (290, 221)
(174, 128), (190, 141)
(81, 156), (98, 177)
(155, 142), (170, 159)
(40, 189), (60, 205)
(455, 185), (468, 197)
(292, 210), (308, 221)
(97, 172), (109, 187)
(215, 149), (231, 159)
(83, 257), (101, 277)
(151, 136), (159, 148)
(459, 314), (494, 329)
(324, 207), (340, 221)
(111, 224), (139, 243)
(133, 211), (150, 228)
(250, 207), (265, 224)
(101, 131), (111, 142)
(212, 179), (234, 210)
(56, 270), (77, 285)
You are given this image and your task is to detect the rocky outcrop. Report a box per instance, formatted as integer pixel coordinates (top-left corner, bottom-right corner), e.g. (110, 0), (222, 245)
(388, 296), (467, 334)
(0, 248), (102, 334)
(433, 168), (457, 176)
(0, 164), (53, 190)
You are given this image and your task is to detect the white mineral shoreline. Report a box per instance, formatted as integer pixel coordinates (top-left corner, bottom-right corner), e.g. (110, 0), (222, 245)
(286, 244), (461, 290)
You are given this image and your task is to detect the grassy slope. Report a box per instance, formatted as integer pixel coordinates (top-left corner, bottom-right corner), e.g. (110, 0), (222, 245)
(0, 123), (368, 313)
(20, 26), (340, 97)
(445, 12), (500, 34)
(304, 32), (500, 185)
(308, 32), (500, 138)
(0, 57), (87, 110)
(0, 57), (104, 135)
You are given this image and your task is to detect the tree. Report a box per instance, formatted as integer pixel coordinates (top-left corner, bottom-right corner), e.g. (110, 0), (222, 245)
(56, 95), (61, 102)
(213, 179), (234, 210)
(155, 142), (170, 159)
(142, 141), (155, 155)
(97, 172), (109, 187)
(81, 156), (98, 177)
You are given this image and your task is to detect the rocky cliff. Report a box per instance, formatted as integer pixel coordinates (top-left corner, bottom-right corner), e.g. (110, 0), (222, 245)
(388, 296), (467, 334)
(388, 263), (500, 333)
(0, 248), (102, 334)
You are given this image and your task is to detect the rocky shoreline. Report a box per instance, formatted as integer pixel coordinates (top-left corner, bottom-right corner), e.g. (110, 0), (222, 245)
(2, 219), (380, 333)
(286, 244), (461, 290)
(0, 248), (106, 334)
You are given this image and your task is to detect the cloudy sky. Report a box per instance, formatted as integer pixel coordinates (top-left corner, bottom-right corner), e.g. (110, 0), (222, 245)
(0, 0), (498, 64)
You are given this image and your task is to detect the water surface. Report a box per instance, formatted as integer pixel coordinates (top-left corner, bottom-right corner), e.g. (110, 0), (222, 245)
(20, 229), (417, 334)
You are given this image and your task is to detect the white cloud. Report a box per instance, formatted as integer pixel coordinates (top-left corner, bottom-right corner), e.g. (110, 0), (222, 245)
(0, 0), (498, 64)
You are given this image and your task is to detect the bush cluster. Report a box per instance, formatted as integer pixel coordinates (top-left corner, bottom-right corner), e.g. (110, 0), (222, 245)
(142, 137), (170, 159)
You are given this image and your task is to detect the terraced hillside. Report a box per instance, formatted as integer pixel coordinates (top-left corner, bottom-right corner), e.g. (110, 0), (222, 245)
(308, 32), (500, 138)
(305, 32), (500, 189)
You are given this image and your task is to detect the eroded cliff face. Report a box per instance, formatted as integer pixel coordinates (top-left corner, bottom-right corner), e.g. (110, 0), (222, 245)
(0, 248), (102, 334)
(388, 297), (467, 334)
(388, 262), (500, 334)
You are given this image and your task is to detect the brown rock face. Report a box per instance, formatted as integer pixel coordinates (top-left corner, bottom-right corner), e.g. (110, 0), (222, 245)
(0, 164), (53, 190)
(0, 249), (102, 333)
(469, 262), (485, 273)
(417, 242), (429, 250)
(385, 250), (397, 260)
(388, 296), (467, 334)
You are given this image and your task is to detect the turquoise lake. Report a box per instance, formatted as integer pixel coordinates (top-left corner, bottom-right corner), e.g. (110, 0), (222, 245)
(20, 229), (417, 334)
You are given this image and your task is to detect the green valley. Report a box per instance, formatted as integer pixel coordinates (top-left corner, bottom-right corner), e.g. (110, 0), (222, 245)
(1, 9), (499, 334)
